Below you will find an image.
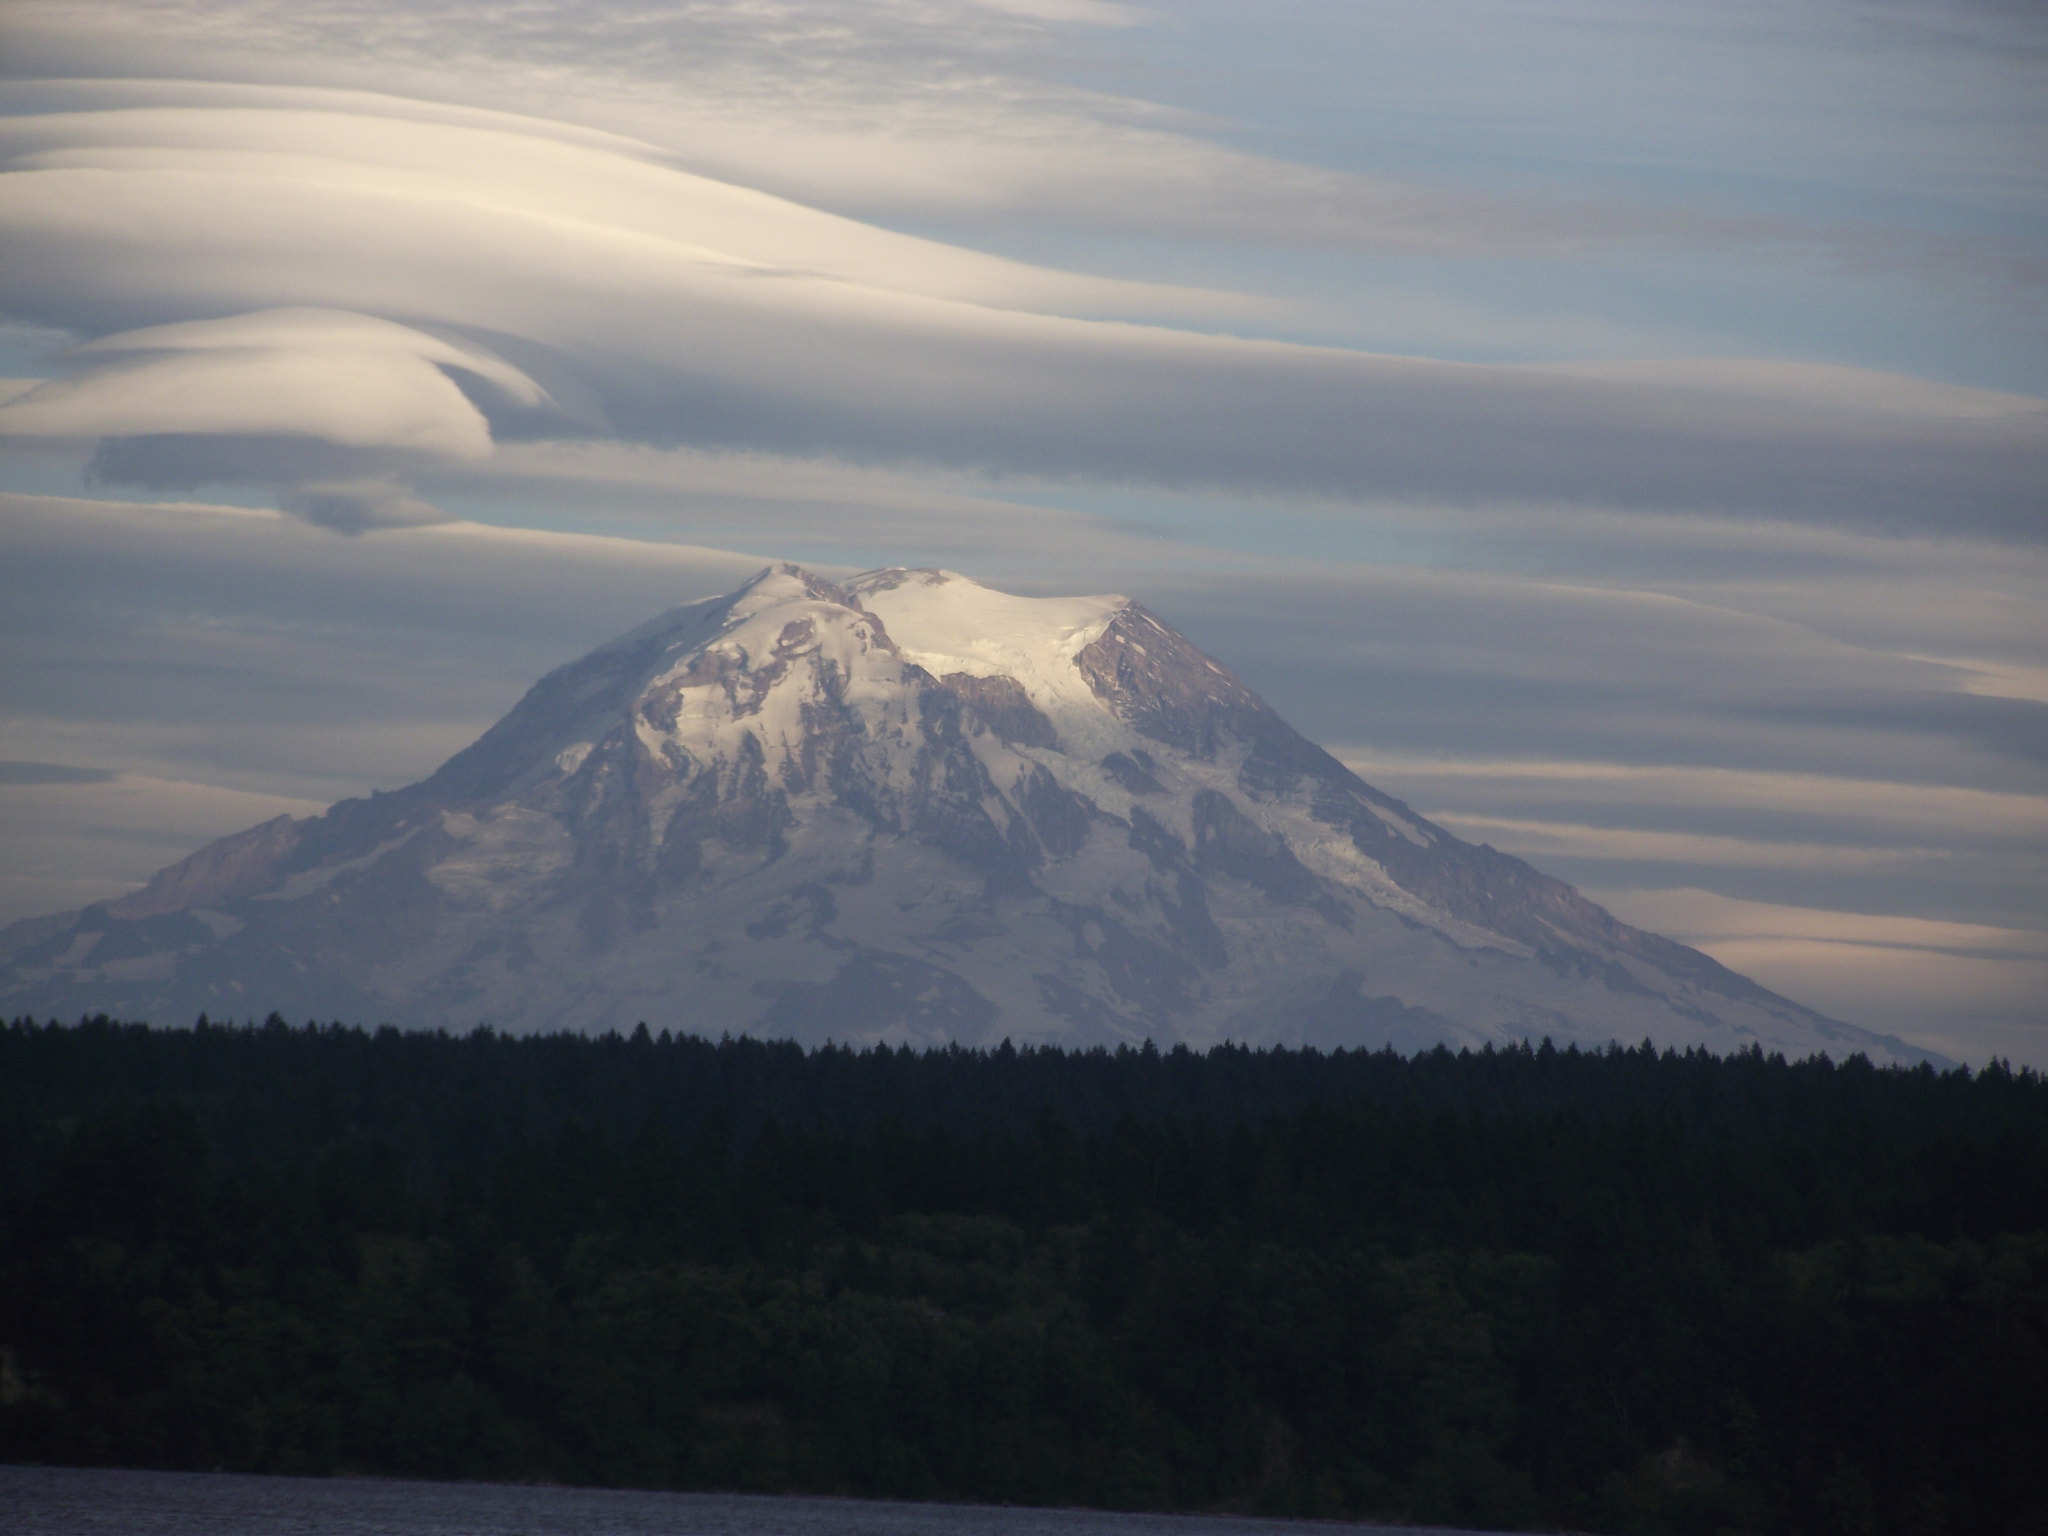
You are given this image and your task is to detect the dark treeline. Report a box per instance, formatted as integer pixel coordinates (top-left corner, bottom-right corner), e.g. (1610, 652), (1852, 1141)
(2, 1016), (2044, 1534)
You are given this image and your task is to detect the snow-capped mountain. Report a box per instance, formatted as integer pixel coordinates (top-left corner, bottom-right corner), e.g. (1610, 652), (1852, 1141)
(0, 564), (1937, 1062)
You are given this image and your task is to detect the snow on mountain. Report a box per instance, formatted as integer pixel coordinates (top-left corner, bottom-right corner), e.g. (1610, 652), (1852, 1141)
(0, 564), (1940, 1063)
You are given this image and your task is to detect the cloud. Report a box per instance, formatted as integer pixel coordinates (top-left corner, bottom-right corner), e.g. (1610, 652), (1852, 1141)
(446, 438), (1262, 576)
(0, 82), (2039, 533)
(1524, 358), (2046, 423)
(278, 479), (454, 534)
(1422, 816), (1940, 872)
(1335, 753), (2048, 844)
(6, 0), (2040, 310)
(1900, 655), (2048, 706)
(0, 760), (119, 785)
(0, 307), (552, 524)
(1150, 565), (1955, 750)
(0, 8), (1734, 256)
(963, 0), (1153, 27)
(0, 307), (545, 521)
(0, 308), (542, 459)
(1583, 886), (2048, 1065)
(0, 84), (1237, 324)
(1601, 887), (2048, 958)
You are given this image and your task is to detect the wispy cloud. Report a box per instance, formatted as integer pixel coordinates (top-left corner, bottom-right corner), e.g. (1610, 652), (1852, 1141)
(1337, 754), (2048, 842)
(1423, 816), (1944, 872)
(1583, 886), (2048, 1064)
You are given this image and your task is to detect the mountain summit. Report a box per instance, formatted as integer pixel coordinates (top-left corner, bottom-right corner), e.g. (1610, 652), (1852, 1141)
(1, 564), (1933, 1061)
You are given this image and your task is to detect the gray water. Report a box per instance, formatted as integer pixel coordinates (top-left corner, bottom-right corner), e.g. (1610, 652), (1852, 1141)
(1, 1466), (1514, 1536)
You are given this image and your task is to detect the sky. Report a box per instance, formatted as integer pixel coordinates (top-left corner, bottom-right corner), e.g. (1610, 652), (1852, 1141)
(0, 0), (2043, 1064)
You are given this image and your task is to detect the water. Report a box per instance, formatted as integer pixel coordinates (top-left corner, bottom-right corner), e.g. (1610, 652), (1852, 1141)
(1, 1466), (1514, 1535)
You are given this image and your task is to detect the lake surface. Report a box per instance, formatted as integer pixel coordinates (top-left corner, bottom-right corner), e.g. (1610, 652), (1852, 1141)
(2, 1466), (1518, 1535)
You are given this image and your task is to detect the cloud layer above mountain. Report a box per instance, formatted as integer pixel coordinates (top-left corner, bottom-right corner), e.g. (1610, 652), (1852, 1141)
(2, 77), (2042, 535)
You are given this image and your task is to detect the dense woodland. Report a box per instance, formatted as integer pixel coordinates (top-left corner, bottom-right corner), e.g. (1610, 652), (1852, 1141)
(2, 1016), (2044, 1534)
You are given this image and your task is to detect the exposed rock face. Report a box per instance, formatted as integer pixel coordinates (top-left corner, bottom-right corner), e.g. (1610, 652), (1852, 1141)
(0, 564), (1938, 1062)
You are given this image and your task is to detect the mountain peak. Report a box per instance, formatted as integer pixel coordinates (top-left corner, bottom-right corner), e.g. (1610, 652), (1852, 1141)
(0, 563), (1940, 1065)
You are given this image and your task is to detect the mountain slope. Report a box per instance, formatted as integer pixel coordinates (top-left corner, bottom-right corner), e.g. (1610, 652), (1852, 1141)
(0, 564), (1938, 1062)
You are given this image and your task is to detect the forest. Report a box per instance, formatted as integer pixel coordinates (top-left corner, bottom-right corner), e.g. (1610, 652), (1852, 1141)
(1, 1015), (2043, 1535)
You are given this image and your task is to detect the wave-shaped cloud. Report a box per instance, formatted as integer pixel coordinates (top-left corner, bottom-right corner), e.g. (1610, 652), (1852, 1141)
(1, 308), (541, 458)
(2, 83), (2042, 535)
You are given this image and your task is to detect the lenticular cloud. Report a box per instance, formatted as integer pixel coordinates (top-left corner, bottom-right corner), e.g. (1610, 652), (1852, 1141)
(0, 309), (544, 460)
(1, 79), (2042, 536)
